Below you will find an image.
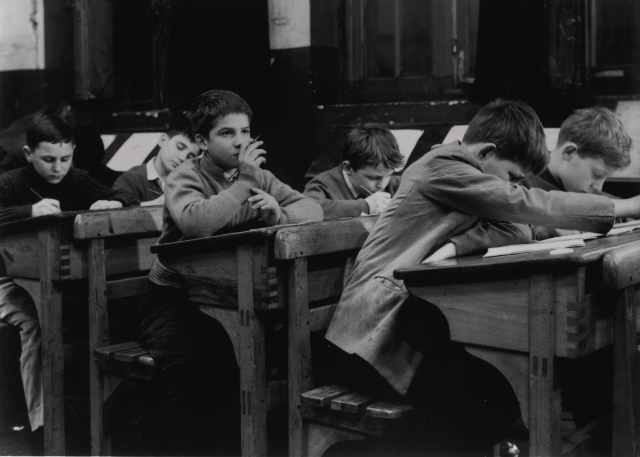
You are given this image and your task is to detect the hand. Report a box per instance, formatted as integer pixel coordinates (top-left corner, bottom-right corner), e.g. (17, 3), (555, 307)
(248, 188), (281, 226)
(238, 140), (266, 178)
(140, 195), (165, 207)
(422, 243), (457, 264)
(90, 200), (123, 210)
(364, 191), (391, 215)
(31, 198), (61, 217)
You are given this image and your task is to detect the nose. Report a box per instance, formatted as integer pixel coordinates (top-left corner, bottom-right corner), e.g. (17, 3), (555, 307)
(52, 160), (61, 172)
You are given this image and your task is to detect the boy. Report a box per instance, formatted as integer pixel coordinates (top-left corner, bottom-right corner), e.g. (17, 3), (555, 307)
(324, 99), (640, 454)
(0, 114), (134, 450)
(139, 90), (322, 453)
(428, 105), (633, 261)
(112, 121), (200, 206)
(303, 123), (404, 219)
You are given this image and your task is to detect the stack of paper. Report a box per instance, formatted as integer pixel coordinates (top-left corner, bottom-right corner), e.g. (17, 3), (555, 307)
(484, 239), (586, 258)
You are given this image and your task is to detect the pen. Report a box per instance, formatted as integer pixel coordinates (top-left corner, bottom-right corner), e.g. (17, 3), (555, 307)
(150, 189), (163, 196)
(251, 134), (262, 144)
(30, 188), (44, 200)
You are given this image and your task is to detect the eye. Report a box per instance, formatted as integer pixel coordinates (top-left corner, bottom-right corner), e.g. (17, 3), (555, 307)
(61, 157), (71, 162)
(220, 131), (232, 137)
(242, 129), (251, 136)
(177, 144), (186, 151)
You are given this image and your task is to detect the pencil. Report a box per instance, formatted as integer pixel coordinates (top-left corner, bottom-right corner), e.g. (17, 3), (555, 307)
(359, 185), (373, 196)
(251, 134), (262, 144)
(150, 189), (163, 196)
(30, 188), (44, 200)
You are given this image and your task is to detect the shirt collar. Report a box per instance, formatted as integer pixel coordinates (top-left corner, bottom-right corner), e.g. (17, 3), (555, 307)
(224, 169), (240, 183)
(146, 158), (162, 183)
(200, 152), (238, 183)
(340, 163), (360, 199)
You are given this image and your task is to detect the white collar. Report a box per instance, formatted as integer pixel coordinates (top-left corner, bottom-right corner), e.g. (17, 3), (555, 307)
(341, 164), (360, 199)
(146, 158), (164, 189)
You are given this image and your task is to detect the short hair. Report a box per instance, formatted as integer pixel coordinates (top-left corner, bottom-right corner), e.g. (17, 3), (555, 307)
(463, 99), (548, 175)
(557, 106), (631, 169)
(342, 123), (404, 171)
(26, 113), (74, 150)
(167, 117), (196, 143)
(187, 90), (253, 138)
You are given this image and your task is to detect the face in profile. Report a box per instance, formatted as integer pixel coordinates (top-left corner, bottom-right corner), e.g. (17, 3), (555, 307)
(345, 162), (395, 195)
(155, 134), (199, 177)
(557, 148), (619, 194)
(196, 113), (251, 172)
(24, 141), (74, 184)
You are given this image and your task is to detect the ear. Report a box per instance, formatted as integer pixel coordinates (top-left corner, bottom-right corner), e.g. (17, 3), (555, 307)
(194, 133), (208, 151)
(476, 143), (496, 161)
(157, 133), (169, 147)
(560, 142), (578, 161)
(23, 146), (33, 163)
(343, 161), (353, 174)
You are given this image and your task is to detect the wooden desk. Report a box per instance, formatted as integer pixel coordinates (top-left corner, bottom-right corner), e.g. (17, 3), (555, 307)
(395, 232), (640, 457)
(152, 216), (378, 457)
(0, 207), (162, 455)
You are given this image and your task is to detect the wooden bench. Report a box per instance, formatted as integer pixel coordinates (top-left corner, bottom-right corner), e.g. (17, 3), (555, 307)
(273, 219), (414, 456)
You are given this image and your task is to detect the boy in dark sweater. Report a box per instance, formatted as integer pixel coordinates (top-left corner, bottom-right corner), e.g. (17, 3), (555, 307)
(139, 90), (322, 453)
(0, 114), (134, 450)
(112, 121), (200, 206)
(304, 123), (404, 219)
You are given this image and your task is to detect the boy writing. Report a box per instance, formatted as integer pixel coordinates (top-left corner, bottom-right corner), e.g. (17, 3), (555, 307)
(304, 123), (404, 219)
(112, 121), (200, 206)
(0, 113), (134, 451)
(324, 99), (640, 454)
(428, 105), (633, 261)
(139, 89), (322, 453)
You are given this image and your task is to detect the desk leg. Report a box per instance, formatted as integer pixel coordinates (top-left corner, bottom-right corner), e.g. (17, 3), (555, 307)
(237, 245), (267, 457)
(612, 286), (640, 456)
(88, 238), (110, 456)
(529, 274), (561, 457)
(288, 258), (313, 457)
(39, 227), (66, 455)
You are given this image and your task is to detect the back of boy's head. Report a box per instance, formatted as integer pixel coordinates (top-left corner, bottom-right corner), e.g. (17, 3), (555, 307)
(188, 90), (253, 138)
(557, 106), (631, 169)
(26, 113), (74, 151)
(167, 117), (196, 143)
(342, 123), (404, 171)
(463, 99), (548, 175)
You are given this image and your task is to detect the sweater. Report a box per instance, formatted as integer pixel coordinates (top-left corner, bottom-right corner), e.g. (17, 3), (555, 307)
(112, 162), (163, 204)
(325, 141), (615, 395)
(149, 153), (323, 287)
(0, 165), (135, 224)
(304, 163), (401, 220)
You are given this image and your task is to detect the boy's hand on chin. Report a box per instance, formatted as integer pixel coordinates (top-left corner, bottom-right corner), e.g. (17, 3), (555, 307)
(249, 188), (281, 226)
(422, 242), (457, 264)
(90, 200), (123, 210)
(238, 140), (266, 178)
(31, 198), (61, 217)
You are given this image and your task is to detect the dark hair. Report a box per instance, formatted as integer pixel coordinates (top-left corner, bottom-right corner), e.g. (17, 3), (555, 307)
(187, 90), (253, 138)
(167, 117), (196, 143)
(26, 113), (74, 150)
(463, 99), (548, 175)
(557, 106), (631, 169)
(342, 123), (404, 170)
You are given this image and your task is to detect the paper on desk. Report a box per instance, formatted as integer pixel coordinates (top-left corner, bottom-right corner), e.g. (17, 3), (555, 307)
(536, 220), (640, 244)
(390, 130), (423, 167)
(484, 239), (586, 258)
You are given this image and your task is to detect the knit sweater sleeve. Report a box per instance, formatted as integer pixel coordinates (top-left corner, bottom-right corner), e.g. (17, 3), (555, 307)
(303, 174), (368, 220)
(262, 171), (323, 224)
(75, 169), (137, 207)
(0, 174), (33, 224)
(164, 166), (260, 238)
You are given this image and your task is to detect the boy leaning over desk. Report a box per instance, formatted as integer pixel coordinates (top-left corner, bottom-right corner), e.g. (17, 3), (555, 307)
(324, 99), (640, 455)
(138, 89), (322, 454)
(0, 113), (135, 453)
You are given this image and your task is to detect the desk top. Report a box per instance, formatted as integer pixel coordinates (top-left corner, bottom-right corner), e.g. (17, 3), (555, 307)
(395, 231), (640, 283)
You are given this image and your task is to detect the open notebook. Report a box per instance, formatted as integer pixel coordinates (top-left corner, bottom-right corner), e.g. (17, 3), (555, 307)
(483, 220), (640, 258)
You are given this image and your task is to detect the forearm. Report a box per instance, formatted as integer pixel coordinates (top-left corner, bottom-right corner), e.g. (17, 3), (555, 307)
(448, 221), (532, 256)
(0, 205), (32, 224)
(280, 197), (323, 224)
(317, 199), (368, 220)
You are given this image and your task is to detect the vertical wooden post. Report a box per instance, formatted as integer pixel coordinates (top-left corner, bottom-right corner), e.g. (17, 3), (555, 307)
(288, 257), (312, 457)
(39, 226), (65, 455)
(612, 286), (640, 456)
(89, 238), (110, 456)
(237, 244), (267, 457)
(528, 273), (561, 457)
